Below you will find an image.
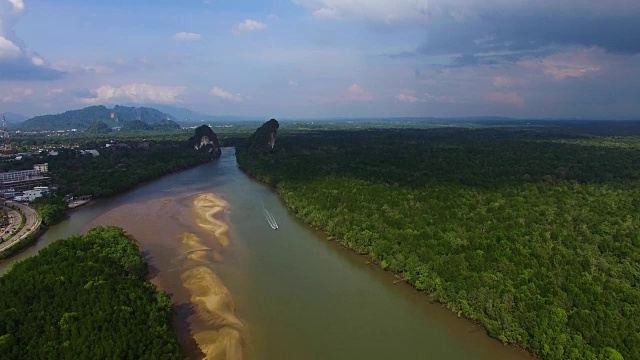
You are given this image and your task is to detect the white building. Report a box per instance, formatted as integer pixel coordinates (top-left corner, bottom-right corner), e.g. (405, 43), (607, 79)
(0, 169), (38, 182)
(81, 149), (100, 156)
(34, 163), (48, 173)
(16, 189), (48, 202)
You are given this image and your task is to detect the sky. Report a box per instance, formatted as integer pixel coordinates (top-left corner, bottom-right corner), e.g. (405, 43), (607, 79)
(0, 0), (639, 119)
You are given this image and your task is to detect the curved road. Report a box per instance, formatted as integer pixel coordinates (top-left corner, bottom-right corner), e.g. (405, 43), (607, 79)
(0, 201), (41, 253)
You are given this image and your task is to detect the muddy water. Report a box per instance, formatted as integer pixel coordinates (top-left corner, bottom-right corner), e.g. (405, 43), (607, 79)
(0, 149), (531, 360)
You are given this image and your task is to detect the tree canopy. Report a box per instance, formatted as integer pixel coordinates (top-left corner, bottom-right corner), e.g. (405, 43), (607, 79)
(237, 126), (640, 360)
(0, 226), (186, 359)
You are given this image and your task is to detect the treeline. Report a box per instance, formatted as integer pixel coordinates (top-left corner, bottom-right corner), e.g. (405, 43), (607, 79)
(0, 226), (186, 359)
(32, 196), (68, 226)
(237, 127), (640, 360)
(48, 140), (212, 197)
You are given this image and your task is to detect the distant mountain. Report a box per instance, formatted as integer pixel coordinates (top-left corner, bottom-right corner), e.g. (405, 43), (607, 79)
(18, 105), (176, 131)
(1, 112), (28, 124)
(148, 104), (263, 124)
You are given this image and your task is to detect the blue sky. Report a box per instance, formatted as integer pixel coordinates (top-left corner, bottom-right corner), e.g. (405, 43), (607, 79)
(1, 0), (639, 119)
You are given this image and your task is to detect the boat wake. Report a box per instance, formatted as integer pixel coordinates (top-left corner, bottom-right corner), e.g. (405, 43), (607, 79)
(262, 206), (279, 230)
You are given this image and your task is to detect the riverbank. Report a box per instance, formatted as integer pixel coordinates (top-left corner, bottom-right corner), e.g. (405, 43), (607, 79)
(0, 150), (532, 360)
(84, 193), (244, 360)
(244, 175), (535, 360)
(235, 142), (546, 359)
(0, 154), (216, 261)
(0, 202), (42, 259)
(0, 226), (185, 359)
(235, 127), (640, 359)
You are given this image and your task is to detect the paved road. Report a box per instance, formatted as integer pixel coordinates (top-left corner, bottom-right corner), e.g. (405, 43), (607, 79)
(0, 202), (41, 253)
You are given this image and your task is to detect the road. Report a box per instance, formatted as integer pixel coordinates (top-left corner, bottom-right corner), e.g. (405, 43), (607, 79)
(0, 201), (41, 254)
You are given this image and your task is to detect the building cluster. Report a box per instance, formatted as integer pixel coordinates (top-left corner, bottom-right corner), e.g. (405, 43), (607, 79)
(0, 163), (51, 202)
(11, 187), (50, 202)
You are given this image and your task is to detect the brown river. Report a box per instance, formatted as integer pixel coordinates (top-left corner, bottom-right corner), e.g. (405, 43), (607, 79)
(0, 149), (531, 360)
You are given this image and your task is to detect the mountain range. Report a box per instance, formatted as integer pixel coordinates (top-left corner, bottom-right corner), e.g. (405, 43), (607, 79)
(17, 105), (177, 131)
(148, 105), (264, 124)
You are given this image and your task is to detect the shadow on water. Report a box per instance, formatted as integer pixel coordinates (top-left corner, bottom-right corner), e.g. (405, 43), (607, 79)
(142, 250), (161, 279)
(173, 302), (207, 360)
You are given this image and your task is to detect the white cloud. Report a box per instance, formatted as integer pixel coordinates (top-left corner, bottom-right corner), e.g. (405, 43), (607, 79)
(347, 84), (374, 101)
(173, 32), (201, 41)
(0, 36), (21, 59)
(210, 87), (244, 102)
(397, 91), (455, 103)
(521, 49), (602, 80)
(486, 91), (525, 106)
(234, 19), (267, 33)
(293, 0), (640, 24)
(424, 93), (455, 103)
(0, 0), (64, 80)
(397, 93), (419, 103)
(46, 88), (64, 96)
(288, 80), (299, 86)
(2, 87), (33, 102)
(294, 0), (436, 24)
(8, 0), (24, 12)
(81, 83), (186, 104)
(31, 56), (44, 66)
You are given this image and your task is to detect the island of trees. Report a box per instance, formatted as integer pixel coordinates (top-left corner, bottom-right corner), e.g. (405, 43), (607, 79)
(0, 226), (186, 359)
(237, 123), (640, 360)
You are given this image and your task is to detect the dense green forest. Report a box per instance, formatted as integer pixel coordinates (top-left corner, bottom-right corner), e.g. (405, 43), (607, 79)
(237, 126), (640, 360)
(0, 226), (186, 359)
(47, 140), (212, 197)
(32, 195), (68, 226)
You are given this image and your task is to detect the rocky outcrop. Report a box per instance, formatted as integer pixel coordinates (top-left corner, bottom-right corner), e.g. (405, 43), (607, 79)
(246, 119), (279, 154)
(189, 125), (222, 158)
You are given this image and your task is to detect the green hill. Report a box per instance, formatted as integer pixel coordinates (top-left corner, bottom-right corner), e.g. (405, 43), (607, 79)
(0, 226), (186, 359)
(19, 105), (176, 131)
(152, 119), (181, 131)
(85, 120), (112, 134)
(121, 119), (152, 131)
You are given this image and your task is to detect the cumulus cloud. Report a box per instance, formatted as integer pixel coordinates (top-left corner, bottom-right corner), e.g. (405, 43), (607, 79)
(173, 32), (201, 41)
(0, 36), (20, 59)
(293, 0), (442, 24)
(46, 88), (64, 96)
(521, 49), (602, 80)
(486, 91), (525, 107)
(397, 91), (455, 104)
(297, 0), (640, 65)
(234, 19), (267, 33)
(1, 87), (33, 102)
(80, 83), (186, 104)
(0, 0), (65, 80)
(210, 87), (244, 102)
(347, 84), (373, 101)
(8, 0), (24, 12)
(397, 93), (419, 103)
(425, 93), (455, 104)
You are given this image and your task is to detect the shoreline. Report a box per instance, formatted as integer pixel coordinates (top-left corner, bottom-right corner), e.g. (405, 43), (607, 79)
(2, 150), (534, 359)
(85, 192), (243, 360)
(0, 157), (217, 261)
(240, 165), (537, 360)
